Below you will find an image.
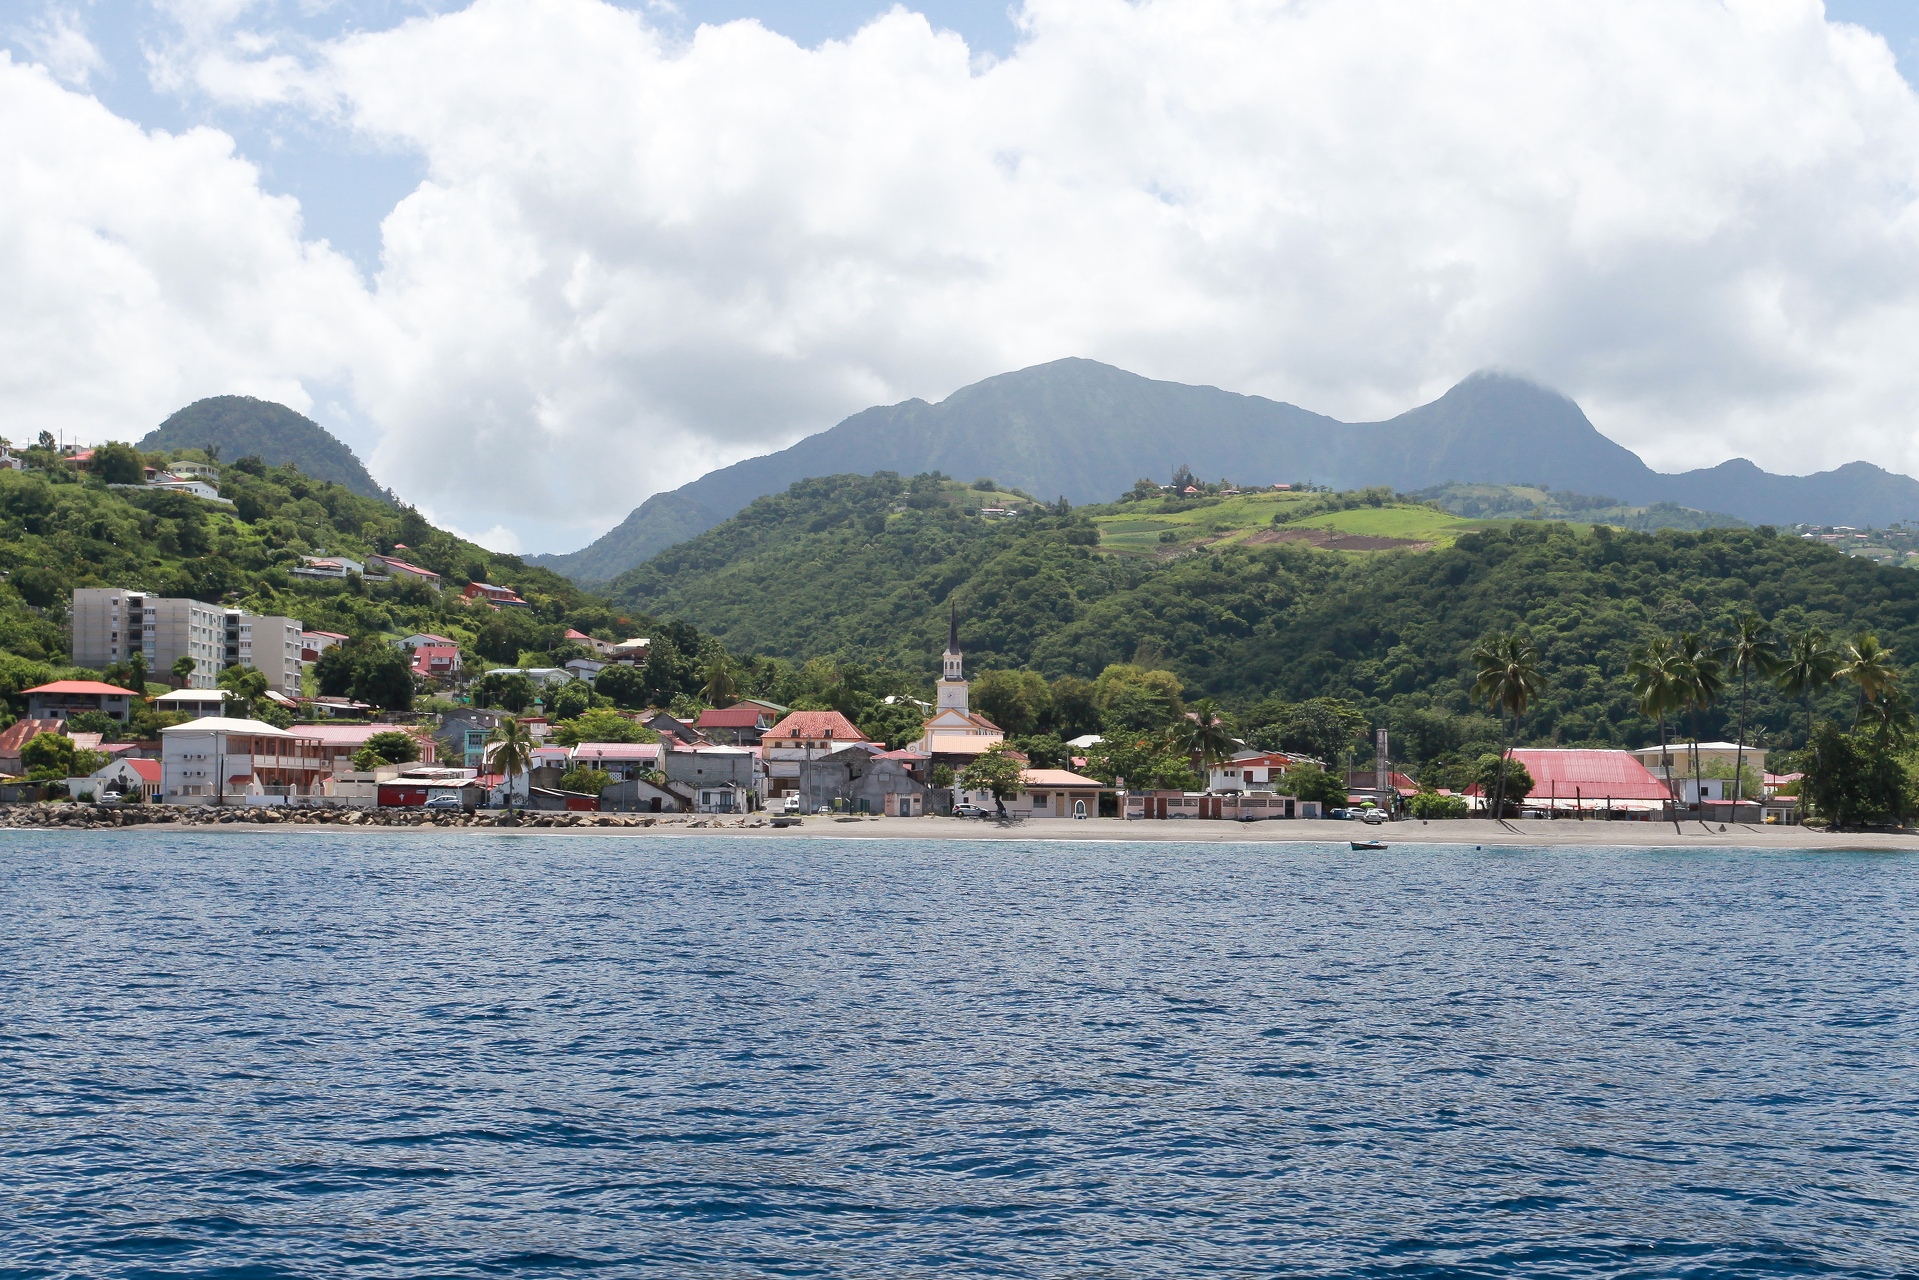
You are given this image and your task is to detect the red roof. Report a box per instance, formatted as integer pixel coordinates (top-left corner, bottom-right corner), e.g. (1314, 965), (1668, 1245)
(24, 680), (139, 696)
(697, 706), (767, 728)
(125, 759), (161, 782)
(0, 719), (63, 753)
(766, 710), (868, 741)
(1488, 749), (1674, 801)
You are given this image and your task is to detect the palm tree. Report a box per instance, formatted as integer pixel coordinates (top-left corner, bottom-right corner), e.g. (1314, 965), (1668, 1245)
(1673, 631), (1725, 823)
(1776, 627), (1840, 750)
(1628, 636), (1685, 827)
(1723, 612), (1779, 808)
(1469, 631), (1544, 820)
(1175, 698), (1239, 782)
(1837, 633), (1899, 728)
(487, 716), (536, 809)
(700, 657), (738, 707)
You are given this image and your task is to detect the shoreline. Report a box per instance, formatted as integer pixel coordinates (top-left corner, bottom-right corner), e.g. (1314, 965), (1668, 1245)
(2, 805), (1914, 850)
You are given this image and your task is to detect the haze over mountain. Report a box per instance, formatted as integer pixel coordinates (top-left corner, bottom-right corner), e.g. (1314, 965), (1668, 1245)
(138, 397), (390, 503)
(532, 360), (1919, 584)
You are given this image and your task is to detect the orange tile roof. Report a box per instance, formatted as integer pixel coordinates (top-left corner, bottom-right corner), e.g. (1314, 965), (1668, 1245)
(765, 710), (867, 741)
(24, 680), (139, 696)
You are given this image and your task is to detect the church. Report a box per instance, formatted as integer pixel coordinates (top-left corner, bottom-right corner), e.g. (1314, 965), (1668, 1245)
(909, 608), (1006, 763)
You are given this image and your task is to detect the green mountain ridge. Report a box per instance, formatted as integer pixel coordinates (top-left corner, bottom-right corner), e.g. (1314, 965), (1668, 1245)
(606, 472), (1919, 752)
(536, 359), (1919, 583)
(138, 397), (390, 502)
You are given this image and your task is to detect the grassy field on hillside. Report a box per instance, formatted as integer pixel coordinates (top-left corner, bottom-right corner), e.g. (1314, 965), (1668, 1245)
(1089, 491), (1505, 554)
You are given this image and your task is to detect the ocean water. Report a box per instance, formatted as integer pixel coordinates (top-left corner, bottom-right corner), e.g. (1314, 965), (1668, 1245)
(1, 834), (1916, 1278)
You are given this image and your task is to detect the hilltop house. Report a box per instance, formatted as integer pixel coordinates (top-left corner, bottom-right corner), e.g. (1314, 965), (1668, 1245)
(368, 554), (441, 588)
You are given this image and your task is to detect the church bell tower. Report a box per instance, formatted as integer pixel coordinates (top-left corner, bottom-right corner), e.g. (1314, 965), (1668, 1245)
(937, 604), (969, 713)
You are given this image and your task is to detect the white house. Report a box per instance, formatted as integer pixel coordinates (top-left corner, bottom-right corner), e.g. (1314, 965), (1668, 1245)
(70, 757), (162, 802)
(1208, 750), (1307, 793)
(160, 717), (328, 804)
(154, 688), (228, 719)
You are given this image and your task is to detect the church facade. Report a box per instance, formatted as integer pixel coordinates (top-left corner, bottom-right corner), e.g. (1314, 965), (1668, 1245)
(910, 610), (1005, 761)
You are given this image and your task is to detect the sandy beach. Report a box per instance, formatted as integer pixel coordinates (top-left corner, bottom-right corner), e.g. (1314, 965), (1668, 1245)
(653, 815), (1919, 850)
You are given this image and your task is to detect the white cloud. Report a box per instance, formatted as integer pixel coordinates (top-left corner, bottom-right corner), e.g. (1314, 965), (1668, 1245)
(0, 51), (374, 450)
(14, 6), (105, 87)
(14, 0), (1919, 552)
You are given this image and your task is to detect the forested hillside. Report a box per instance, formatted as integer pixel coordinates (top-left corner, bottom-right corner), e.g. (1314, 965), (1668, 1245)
(138, 397), (389, 500)
(608, 472), (1919, 754)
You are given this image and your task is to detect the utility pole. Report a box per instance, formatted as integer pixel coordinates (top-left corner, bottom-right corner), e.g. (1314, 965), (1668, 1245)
(1375, 728), (1389, 818)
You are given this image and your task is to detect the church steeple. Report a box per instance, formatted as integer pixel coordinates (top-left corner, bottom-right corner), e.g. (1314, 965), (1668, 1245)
(938, 602), (968, 711)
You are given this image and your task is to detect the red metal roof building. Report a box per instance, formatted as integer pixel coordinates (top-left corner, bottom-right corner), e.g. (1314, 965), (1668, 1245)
(24, 680), (139, 723)
(1468, 749), (1676, 812)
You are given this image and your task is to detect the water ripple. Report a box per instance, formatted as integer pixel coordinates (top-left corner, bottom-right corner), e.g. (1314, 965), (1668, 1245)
(1, 833), (1916, 1276)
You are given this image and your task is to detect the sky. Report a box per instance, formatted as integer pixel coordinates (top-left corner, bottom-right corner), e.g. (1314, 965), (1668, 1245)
(6, 1), (1919, 554)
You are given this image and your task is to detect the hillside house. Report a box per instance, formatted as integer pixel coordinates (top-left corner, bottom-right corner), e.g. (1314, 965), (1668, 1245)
(24, 680), (138, 724)
(300, 630), (349, 662)
(463, 582), (529, 608)
(153, 689), (227, 719)
(294, 555), (366, 581)
(565, 629), (616, 656)
(368, 555), (441, 588)
(411, 645), (462, 679)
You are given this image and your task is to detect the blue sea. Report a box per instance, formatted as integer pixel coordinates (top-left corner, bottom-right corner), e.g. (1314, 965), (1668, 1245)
(2, 833), (1916, 1278)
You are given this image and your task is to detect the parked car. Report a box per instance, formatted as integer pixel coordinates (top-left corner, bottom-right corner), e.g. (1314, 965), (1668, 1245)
(423, 794), (463, 811)
(782, 795), (802, 814)
(1329, 808), (1350, 820)
(953, 804), (991, 818)
(1358, 807), (1388, 825)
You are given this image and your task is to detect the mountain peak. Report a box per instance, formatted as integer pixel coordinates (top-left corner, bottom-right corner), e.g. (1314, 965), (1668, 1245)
(139, 396), (390, 502)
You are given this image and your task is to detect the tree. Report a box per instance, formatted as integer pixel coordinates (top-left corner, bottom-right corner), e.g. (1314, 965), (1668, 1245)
(545, 679), (592, 722)
(1724, 612), (1780, 804)
(1777, 627), (1841, 749)
(1628, 635), (1686, 826)
(472, 670), (536, 712)
(353, 645), (415, 711)
(20, 730), (74, 778)
(1092, 664), (1185, 733)
(1009, 733), (1069, 769)
(1472, 753), (1535, 816)
(1837, 633), (1900, 729)
(930, 763), (955, 788)
(959, 743), (1026, 818)
(1084, 732), (1200, 792)
(1042, 675), (1100, 739)
(91, 442), (145, 485)
(1469, 631), (1544, 822)
(548, 708), (653, 747)
(1281, 762), (1347, 808)
(974, 669), (1053, 737)
(559, 766), (613, 797)
(1673, 630), (1725, 823)
(171, 656), (196, 688)
(487, 716), (536, 807)
(700, 656), (738, 707)
(1170, 697), (1236, 773)
(217, 664), (270, 719)
(352, 729), (419, 772)
(63, 710), (122, 739)
(1244, 697), (1366, 766)
(1408, 788), (1469, 819)
(1801, 722), (1913, 829)
(592, 663), (647, 709)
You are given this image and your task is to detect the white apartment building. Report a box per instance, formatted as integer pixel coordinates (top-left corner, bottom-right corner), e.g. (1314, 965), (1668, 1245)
(72, 589), (303, 694)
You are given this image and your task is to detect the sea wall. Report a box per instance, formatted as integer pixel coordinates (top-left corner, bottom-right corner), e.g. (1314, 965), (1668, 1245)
(0, 804), (764, 831)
